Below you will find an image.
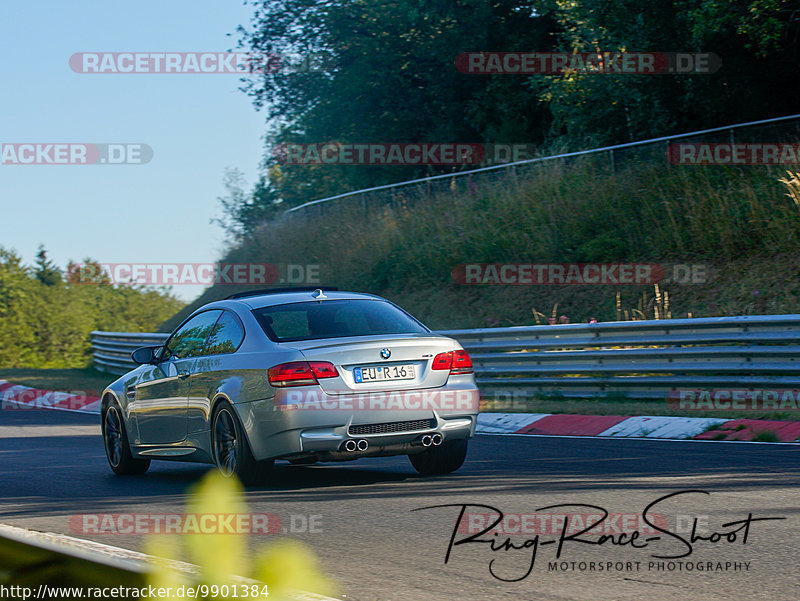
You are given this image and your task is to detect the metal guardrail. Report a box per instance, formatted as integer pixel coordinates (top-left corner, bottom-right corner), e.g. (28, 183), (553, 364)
(92, 331), (170, 374)
(283, 113), (800, 216)
(92, 314), (800, 399)
(0, 523), (146, 590)
(0, 524), (310, 600)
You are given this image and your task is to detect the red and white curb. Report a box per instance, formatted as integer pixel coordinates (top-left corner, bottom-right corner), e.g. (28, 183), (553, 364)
(477, 413), (800, 442)
(3, 380), (799, 442)
(0, 379), (100, 414)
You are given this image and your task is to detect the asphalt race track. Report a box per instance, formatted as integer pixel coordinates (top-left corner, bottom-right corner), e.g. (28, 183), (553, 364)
(1, 409), (798, 601)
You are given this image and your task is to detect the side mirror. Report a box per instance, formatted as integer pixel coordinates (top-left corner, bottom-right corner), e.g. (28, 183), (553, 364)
(131, 345), (161, 365)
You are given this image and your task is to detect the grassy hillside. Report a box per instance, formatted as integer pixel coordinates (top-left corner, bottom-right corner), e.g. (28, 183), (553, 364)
(161, 159), (800, 332)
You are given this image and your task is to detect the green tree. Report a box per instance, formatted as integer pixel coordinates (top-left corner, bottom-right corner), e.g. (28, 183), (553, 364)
(34, 245), (62, 287)
(0, 248), (38, 366)
(0, 247), (185, 369)
(537, 0), (800, 144)
(225, 0), (800, 235)
(236, 0), (560, 213)
(213, 169), (283, 241)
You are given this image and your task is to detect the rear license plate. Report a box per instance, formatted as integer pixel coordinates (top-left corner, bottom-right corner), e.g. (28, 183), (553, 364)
(353, 364), (415, 383)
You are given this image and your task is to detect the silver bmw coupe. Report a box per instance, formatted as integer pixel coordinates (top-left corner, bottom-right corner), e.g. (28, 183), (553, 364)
(101, 288), (479, 484)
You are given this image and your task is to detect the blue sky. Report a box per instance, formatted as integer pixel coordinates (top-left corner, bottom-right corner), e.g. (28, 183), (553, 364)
(0, 1), (266, 300)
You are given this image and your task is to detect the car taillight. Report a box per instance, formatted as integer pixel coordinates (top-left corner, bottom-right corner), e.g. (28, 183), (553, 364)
(268, 361), (338, 387)
(432, 352), (453, 370)
(431, 350), (473, 375)
(310, 361), (338, 379)
(451, 349), (473, 374)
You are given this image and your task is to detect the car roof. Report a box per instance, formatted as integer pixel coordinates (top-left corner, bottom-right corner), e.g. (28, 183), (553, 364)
(200, 289), (384, 312)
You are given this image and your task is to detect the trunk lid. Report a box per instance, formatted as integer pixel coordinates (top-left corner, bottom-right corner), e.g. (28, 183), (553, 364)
(282, 333), (456, 394)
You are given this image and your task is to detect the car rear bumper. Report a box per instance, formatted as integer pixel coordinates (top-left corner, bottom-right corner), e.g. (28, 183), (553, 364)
(235, 383), (479, 461)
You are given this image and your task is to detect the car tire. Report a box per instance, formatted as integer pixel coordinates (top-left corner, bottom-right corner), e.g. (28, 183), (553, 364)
(212, 401), (273, 486)
(102, 402), (151, 475)
(409, 438), (468, 476)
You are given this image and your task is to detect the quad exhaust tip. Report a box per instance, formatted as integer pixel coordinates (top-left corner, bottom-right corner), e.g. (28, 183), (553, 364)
(342, 439), (369, 452)
(421, 433), (443, 447)
(344, 435), (439, 451)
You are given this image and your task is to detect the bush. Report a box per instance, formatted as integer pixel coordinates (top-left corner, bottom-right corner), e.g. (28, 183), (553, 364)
(0, 249), (184, 368)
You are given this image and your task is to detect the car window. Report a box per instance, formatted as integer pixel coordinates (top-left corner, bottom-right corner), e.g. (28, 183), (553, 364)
(266, 309), (310, 340)
(252, 299), (428, 342)
(201, 310), (245, 356)
(163, 310), (223, 359)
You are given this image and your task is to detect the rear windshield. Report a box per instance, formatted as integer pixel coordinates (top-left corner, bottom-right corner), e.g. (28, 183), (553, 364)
(252, 299), (428, 342)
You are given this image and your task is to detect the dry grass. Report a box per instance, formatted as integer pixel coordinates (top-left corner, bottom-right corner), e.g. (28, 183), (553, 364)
(163, 159), (800, 331)
(778, 169), (800, 210)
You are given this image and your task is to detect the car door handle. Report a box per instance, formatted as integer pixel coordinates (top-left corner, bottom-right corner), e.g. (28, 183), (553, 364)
(178, 370), (190, 380)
